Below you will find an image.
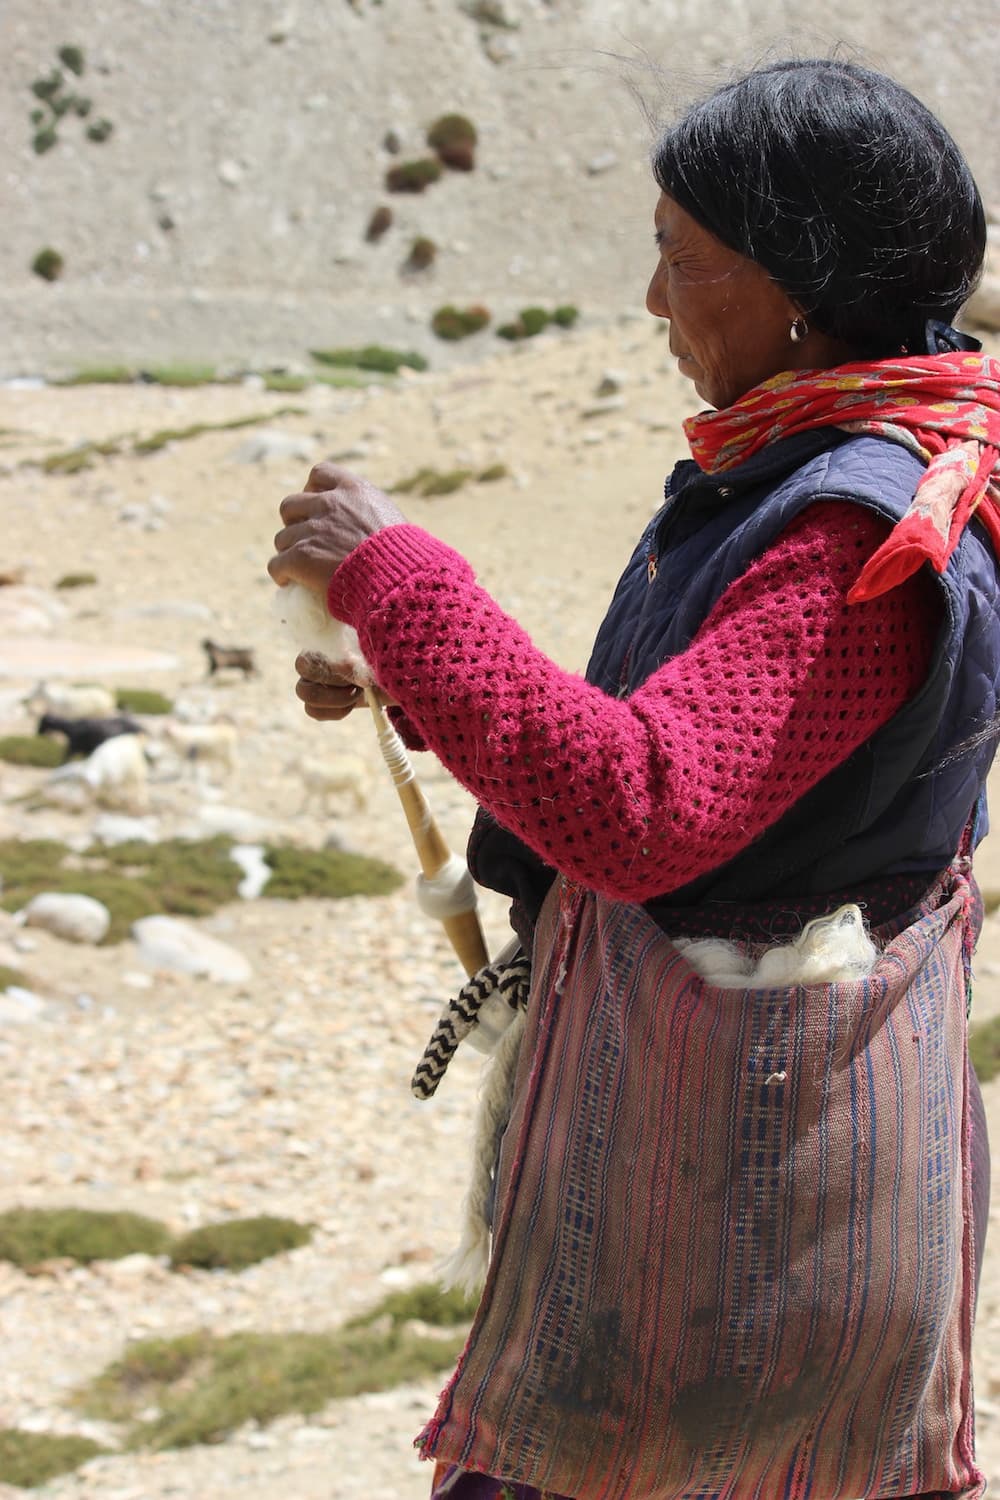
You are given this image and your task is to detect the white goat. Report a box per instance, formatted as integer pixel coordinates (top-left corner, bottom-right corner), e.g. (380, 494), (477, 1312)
(162, 721), (238, 777)
(292, 753), (372, 815)
(45, 733), (150, 814)
(30, 682), (116, 719)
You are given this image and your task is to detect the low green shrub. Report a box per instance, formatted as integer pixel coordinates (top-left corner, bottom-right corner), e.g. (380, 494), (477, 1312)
(170, 1216), (313, 1271)
(0, 837), (242, 943)
(365, 204), (393, 242)
(55, 571), (98, 589)
(0, 965), (28, 992)
(114, 687), (173, 715)
(310, 345), (428, 374)
(57, 45), (85, 76)
(552, 304), (580, 327)
(77, 1280), (475, 1449)
(477, 462), (510, 482)
(431, 304), (491, 341)
(406, 236), (437, 271)
(31, 247), (64, 282)
(393, 467), (473, 497)
(41, 439), (120, 473)
(0, 1429), (106, 1487)
(348, 1281), (480, 1329)
(385, 157), (442, 193)
(0, 1208), (172, 1268)
(519, 306), (551, 336)
(427, 113), (477, 170)
(56, 366), (135, 385)
(0, 736), (65, 768)
(140, 363), (218, 387)
(262, 845), (403, 900)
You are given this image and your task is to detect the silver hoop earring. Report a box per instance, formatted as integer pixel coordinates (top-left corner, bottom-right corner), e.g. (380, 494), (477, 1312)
(789, 317), (808, 344)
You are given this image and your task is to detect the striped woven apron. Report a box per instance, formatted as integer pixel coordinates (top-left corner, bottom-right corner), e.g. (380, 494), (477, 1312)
(418, 865), (984, 1499)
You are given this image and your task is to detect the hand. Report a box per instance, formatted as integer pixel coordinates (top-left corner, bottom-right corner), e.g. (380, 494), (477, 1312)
(268, 463), (407, 598)
(294, 650), (366, 722)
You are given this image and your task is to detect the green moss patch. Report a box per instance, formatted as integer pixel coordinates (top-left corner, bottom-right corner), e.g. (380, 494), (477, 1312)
(385, 157), (442, 193)
(261, 845), (403, 900)
(55, 570), (98, 589)
(77, 1280), (474, 1449)
(0, 1429), (106, 1487)
(0, 1208), (171, 1268)
(392, 464), (510, 497)
(113, 687), (173, 715)
(348, 1281), (480, 1329)
(970, 1013), (1000, 1084)
(310, 345), (428, 374)
(0, 837), (243, 943)
(132, 407), (303, 455)
(170, 1216), (312, 1271)
(0, 965), (29, 992)
(0, 1208), (314, 1275)
(41, 439), (121, 474)
(497, 304), (579, 340)
(0, 736), (65, 768)
(0, 837), (403, 943)
(431, 304), (490, 341)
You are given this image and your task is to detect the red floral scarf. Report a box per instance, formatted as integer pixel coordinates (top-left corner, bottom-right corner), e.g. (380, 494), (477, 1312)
(683, 352), (1000, 602)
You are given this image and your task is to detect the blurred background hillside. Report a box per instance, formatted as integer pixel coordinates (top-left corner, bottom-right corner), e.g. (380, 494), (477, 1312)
(2, 0), (999, 378)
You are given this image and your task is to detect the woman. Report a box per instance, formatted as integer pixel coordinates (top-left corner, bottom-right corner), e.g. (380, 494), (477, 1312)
(269, 59), (995, 1500)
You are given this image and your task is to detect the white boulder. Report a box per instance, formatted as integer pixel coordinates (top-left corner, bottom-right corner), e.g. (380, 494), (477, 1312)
(21, 892), (111, 945)
(132, 916), (252, 983)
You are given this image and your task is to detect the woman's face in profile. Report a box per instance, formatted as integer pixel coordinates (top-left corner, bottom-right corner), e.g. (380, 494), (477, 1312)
(646, 194), (811, 410)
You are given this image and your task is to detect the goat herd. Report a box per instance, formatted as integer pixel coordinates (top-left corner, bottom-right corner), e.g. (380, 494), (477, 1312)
(22, 638), (372, 821)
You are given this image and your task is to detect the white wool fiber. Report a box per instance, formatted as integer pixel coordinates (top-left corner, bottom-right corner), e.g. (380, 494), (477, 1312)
(271, 581), (372, 685)
(675, 904), (878, 989)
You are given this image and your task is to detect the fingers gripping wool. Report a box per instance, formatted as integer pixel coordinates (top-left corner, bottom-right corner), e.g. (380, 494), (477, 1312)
(272, 582), (373, 684)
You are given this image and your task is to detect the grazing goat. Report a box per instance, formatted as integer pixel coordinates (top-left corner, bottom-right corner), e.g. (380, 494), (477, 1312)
(293, 753), (372, 815)
(163, 720), (238, 775)
(46, 732), (150, 814)
(31, 682), (116, 719)
(202, 638), (257, 677)
(37, 712), (142, 761)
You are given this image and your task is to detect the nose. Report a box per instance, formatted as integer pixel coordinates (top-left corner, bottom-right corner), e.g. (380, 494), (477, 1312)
(646, 264), (670, 320)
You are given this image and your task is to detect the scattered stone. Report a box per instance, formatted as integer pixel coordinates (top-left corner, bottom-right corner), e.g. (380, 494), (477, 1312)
(22, 892), (111, 946)
(596, 369), (628, 396)
(217, 159), (244, 187)
(586, 151), (618, 176)
(228, 429), (315, 464)
(580, 396), (626, 418)
(188, 804), (277, 842)
(132, 916), (253, 983)
(0, 986), (46, 1023)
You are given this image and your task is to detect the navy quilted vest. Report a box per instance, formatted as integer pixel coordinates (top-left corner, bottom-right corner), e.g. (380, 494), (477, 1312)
(586, 429), (1000, 901)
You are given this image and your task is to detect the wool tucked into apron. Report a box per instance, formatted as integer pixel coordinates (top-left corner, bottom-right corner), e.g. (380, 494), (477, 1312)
(418, 863), (983, 1500)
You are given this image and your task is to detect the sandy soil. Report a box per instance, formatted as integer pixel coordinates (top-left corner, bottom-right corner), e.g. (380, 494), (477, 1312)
(0, 322), (997, 1496)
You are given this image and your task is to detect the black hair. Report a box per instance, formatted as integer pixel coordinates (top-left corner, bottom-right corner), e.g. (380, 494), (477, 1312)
(651, 58), (986, 357)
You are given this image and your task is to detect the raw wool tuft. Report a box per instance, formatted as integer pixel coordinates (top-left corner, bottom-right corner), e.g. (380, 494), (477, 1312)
(674, 903), (879, 988)
(271, 581), (372, 685)
(439, 1007), (526, 1296)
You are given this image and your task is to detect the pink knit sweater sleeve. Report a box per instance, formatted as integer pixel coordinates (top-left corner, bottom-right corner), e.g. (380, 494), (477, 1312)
(329, 503), (936, 901)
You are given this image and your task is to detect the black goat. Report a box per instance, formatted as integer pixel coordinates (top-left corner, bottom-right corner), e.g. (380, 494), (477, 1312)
(37, 713), (142, 761)
(202, 638), (257, 677)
